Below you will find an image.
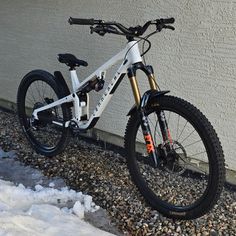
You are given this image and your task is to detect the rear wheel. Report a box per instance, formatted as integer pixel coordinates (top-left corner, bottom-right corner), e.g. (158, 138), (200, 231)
(125, 95), (225, 219)
(17, 70), (72, 157)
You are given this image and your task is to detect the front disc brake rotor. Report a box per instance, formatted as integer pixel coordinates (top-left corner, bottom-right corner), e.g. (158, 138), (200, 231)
(160, 141), (189, 175)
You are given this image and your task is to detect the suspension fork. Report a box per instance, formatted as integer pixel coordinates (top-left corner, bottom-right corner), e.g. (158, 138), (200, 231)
(146, 69), (173, 148)
(147, 70), (173, 152)
(127, 63), (159, 167)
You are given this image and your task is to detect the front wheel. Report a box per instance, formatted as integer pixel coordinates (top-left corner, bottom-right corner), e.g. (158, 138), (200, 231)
(124, 95), (225, 219)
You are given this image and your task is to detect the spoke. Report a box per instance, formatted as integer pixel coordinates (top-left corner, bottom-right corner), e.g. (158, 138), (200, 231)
(28, 87), (37, 104)
(154, 118), (159, 146)
(175, 153), (207, 175)
(189, 150), (207, 158)
(36, 81), (43, 101)
(49, 87), (54, 100)
(42, 81), (46, 99)
(136, 130), (145, 144)
(136, 137), (144, 143)
(137, 129), (143, 136)
(26, 97), (35, 105)
(39, 81), (45, 100)
(177, 120), (188, 141)
(154, 114), (161, 145)
(176, 115), (180, 141)
(148, 116), (161, 141)
(174, 139), (203, 150)
(148, 116), (155, 130)
(179, 129), (196, 143)
(167, 111), (171, 124)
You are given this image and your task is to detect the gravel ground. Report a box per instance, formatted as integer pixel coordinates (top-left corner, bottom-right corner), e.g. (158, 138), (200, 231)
(0, 110), (236, 236)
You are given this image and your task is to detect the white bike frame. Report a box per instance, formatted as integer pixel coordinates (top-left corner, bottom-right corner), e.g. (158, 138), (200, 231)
(32, 41), (143, 130)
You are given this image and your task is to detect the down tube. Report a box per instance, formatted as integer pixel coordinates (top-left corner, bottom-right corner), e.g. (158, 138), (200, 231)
(79, 66), (127, 130)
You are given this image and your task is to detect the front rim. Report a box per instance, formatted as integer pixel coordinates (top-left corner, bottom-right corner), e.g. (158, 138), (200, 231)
(133, 105), (212, 212)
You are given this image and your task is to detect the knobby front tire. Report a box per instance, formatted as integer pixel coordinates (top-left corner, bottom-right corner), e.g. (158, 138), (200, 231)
(17, 70), (72, 157)
(124, 95), (225, 219)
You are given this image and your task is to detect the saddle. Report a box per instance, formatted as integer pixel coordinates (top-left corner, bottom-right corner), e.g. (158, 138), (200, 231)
(58, 53), (88, 68)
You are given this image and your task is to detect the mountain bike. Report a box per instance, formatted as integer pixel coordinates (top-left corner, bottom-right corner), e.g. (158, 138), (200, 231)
(17, 17), (225, 219)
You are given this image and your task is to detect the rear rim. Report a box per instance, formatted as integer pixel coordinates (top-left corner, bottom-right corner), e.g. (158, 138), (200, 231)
(19, 78), (67, 152)
(133, 105), (213, 211)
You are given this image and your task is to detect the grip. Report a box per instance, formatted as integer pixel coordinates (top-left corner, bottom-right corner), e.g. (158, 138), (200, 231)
(68, 17), (95, 25)
(161, 17), (175, 24)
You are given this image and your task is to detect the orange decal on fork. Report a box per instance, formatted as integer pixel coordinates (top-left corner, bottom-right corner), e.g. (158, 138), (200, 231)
(144, 134), (155, 154)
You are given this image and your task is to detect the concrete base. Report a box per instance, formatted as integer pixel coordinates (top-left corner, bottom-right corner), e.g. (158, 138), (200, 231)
(0, 98), (17, 112)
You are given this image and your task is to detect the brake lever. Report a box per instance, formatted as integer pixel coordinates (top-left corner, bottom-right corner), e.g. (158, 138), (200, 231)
(90, 26), (106, 36)
(163, 25), (175, 31)
(90, 25), (121, 36)
(106, 25), (120, 34)
(90, 26), (94, 34)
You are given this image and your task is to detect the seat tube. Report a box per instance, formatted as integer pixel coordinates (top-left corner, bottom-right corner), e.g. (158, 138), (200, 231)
(70, 69), (80, 92)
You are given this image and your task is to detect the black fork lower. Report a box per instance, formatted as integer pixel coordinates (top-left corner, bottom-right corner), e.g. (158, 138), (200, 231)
(156, 110), (174, 151)
(139, 109), (159, 167)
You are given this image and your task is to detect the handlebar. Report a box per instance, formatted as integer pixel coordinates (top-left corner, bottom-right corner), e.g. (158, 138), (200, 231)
(68, 17), (175, 37)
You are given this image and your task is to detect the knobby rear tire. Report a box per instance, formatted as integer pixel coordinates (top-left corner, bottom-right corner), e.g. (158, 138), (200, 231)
(17, 70), (72, 157)
(124, 95), (225, 219)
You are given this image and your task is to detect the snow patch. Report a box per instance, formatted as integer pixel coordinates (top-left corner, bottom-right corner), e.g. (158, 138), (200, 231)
(73, 201), (85, 218)
(0, 147), (17, 159)
(49, 182), (55, 188)
(0, 179), (114, 236)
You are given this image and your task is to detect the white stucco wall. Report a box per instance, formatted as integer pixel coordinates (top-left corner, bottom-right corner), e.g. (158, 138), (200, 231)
(0, 0), (235, 170)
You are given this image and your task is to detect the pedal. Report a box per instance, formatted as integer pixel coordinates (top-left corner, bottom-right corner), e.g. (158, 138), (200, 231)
(72, 127), (87, 134)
